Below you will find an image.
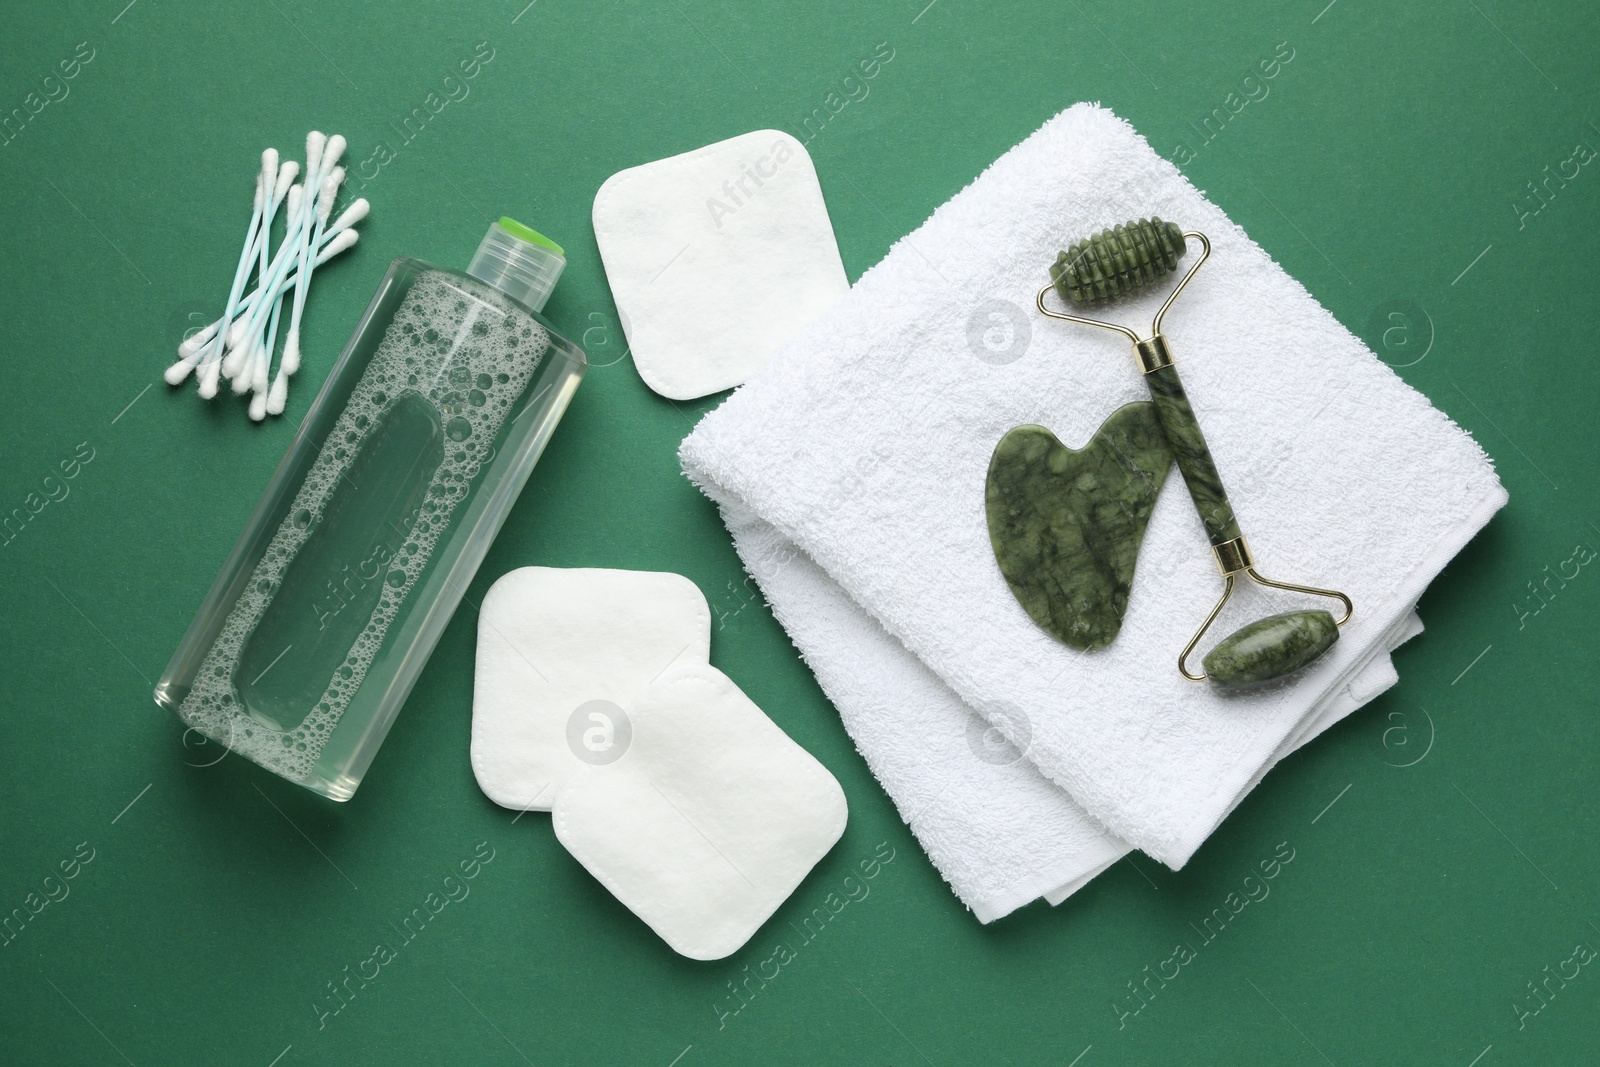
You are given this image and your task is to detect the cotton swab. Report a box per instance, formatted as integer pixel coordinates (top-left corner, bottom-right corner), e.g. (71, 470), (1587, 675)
(223, 130), (327, 365)
(283, 136), (346, 378)
(167, 155), (296, 387)
(175, 224), (362, 359)
(176, 222), (361, 363)
(167, 132), (365, 417)
(249, 295), (284, 421)
(233, 154), (340, 404)
(166, 155), (269, 388)
(283, 163), (345, 378)
(207, 148), (278, 374)
(221, 158), (298, 384)
(229, 163), (294, 394)
(226, 190), (311, 356)
(254, 137), (344, 413)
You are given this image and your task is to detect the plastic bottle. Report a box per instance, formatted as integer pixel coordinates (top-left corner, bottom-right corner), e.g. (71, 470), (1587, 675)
(155, 218), (586, 800)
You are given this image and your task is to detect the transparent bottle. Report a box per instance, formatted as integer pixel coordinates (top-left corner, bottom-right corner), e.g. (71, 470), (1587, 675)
(155, 218), (586, 800)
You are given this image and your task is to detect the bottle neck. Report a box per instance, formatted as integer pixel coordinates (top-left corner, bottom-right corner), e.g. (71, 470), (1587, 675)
(467, 222), (565, 312)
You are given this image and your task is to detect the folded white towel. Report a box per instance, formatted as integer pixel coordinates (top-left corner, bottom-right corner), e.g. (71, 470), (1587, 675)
(681, 104), (1505, 876)
(719, 496), (1421, 921)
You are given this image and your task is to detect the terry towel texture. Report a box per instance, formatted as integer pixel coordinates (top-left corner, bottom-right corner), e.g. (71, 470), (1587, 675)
(720, 497), (1421, 922)
(680, 104), (1506, 916)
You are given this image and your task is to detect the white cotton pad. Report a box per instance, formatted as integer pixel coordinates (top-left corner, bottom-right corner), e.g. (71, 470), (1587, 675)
(471, 567), (711, 811)
(592, 129), (850, 400)
(553, 662), (847, 960)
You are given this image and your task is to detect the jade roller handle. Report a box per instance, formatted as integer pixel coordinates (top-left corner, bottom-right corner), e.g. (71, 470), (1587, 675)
(1140, 351), (1341, 690)
(1141, 362), (1241, 547)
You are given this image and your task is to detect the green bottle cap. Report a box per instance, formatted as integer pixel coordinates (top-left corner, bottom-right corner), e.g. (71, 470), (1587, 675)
(497, 217), (564, 256)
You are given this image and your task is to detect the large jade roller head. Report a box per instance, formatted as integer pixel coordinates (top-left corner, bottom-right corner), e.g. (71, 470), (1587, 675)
(1050, 217), (1187, 306)
(1028, 218), (1354, 690)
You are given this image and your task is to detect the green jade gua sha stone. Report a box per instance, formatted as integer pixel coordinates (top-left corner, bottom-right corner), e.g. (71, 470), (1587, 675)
(985, 401), (1173, 650)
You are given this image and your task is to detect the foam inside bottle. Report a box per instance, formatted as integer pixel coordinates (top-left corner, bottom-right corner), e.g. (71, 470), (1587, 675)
(174, 271), (551, 780)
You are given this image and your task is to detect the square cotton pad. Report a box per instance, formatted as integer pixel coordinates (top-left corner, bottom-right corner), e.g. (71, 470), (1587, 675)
(592, 129), (850, 400)
(553, 662), (848, 960)
(471, 567), (711, 811)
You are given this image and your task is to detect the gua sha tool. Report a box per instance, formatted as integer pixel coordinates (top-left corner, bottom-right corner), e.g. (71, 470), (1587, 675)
(989, 217), (1353, 689)
(985, 402), (1172, 650)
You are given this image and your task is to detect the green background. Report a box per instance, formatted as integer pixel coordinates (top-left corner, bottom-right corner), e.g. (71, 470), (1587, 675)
(2, 0), (1596, 1063)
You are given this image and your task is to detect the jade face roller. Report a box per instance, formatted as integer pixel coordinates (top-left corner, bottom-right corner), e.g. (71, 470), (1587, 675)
(989, 218), (1352, 689)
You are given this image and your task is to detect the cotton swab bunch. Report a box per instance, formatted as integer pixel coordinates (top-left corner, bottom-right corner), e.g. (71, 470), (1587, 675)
(166, 132), (368, 420)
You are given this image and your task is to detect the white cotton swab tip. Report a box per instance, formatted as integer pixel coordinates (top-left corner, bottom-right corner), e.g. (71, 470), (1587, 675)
(273, 159), (299, 202)
(228, 342), (255, 394)
(285, 183), (303, 221)
(178, 321), (218, 359)
(305, 131), (326, 172)
(164, 357), (195, 386)
(331, 198), (369, 232)
(226, 315), (251, 352)
(321, 228), (359, 258)
(317, 166), (346, 222)
(197, 357), (221, 399)
(266, 371), (289, 416)
(261, 147), (278, 184)
(252, 347), (270, 394)
(320, 134), (347, 173)
(249, 389), (268, 422)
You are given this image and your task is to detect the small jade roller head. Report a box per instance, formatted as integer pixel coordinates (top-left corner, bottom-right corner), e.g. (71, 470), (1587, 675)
(1050, 217), (1187, 306)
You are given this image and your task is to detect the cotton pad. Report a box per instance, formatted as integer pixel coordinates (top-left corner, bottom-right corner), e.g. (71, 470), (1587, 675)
(593, 129), (850, 400)
(553, 662), (847, 960)
(471, 567), (711, 811)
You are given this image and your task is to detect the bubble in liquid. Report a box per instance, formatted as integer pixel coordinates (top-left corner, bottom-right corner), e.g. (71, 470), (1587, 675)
(446, 416), (472, 442)
(292, 508), (313, 530)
